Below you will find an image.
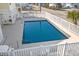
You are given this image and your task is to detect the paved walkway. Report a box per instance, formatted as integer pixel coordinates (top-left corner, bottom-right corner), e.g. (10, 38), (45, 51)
(2, 19), (24, 49)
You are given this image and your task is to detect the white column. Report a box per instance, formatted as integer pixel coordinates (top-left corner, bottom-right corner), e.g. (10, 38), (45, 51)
(0, 24), (3, 43)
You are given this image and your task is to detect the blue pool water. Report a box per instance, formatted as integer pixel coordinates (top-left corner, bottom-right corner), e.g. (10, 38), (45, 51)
(22, 19), (68, 44)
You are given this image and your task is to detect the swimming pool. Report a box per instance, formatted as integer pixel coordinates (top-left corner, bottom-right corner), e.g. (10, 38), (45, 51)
(22, 18), (68, 44)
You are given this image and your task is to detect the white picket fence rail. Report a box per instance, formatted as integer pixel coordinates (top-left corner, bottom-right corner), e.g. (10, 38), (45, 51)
(1, 42), (79, 56)
(0, 44), (65, 56)
(64, 42), (79, 56)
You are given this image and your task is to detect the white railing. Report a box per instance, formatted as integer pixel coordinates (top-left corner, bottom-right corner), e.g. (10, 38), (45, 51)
(12, 45), (58, 56)
(64, 42), (79, 56)
(44, 12), (79, 36)
(0, 44), (65, 56)
(22, 11), (45, 18)
(1, 42), (79, 56)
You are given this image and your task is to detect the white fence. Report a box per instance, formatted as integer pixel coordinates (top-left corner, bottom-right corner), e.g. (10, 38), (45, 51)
(22, 11), (45, 18)
(0, 44), (65, 56)
(1, 42), (79, 56)
(44, 12), (79, 36)
(64, 42), (79, 56)
(12, 45), (61, 56)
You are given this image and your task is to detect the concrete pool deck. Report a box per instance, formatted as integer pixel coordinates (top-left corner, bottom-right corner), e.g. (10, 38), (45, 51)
(1, 16), (79, 49)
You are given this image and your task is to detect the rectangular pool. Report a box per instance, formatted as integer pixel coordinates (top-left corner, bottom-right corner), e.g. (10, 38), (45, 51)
(22, 19), (68, 44)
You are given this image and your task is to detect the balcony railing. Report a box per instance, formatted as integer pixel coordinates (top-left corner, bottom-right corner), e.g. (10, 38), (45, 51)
(1, 42), (79, 56)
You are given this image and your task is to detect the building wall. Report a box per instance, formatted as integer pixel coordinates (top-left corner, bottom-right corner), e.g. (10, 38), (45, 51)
(0, 3), (9, 11)
(0, 3), (17, 24)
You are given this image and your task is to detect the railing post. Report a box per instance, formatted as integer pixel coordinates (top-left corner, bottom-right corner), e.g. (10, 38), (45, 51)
(57, 44), (66, 56)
